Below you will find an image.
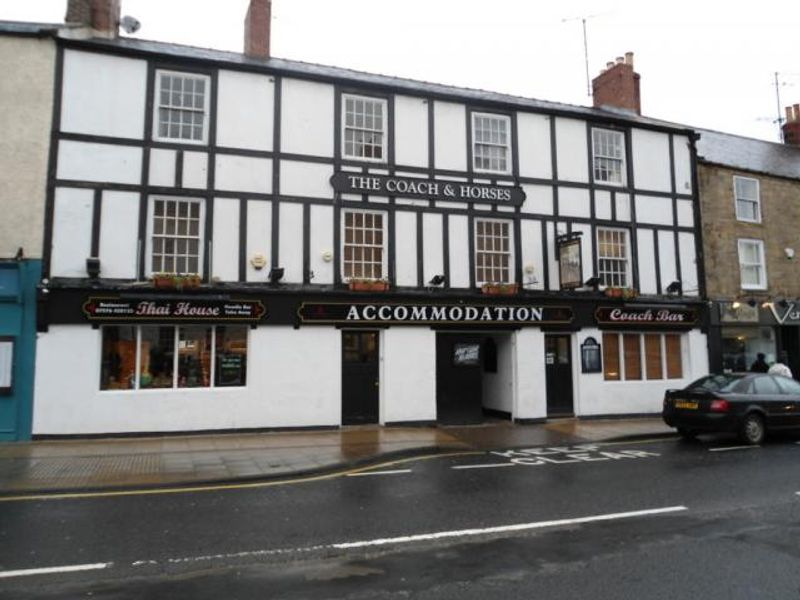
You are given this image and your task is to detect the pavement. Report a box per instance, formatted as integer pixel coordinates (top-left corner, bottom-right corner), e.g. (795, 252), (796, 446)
(0, 417), (674, 495)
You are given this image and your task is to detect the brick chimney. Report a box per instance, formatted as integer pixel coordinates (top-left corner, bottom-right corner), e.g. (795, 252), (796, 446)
(64, 0), (121, 38)
(244, 0), (271, 59)
(783, 104), (800, 146)
(592, 51), (641, 115)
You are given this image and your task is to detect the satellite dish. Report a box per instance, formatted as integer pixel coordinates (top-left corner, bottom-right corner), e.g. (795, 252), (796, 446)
(120, 15), (141, 34)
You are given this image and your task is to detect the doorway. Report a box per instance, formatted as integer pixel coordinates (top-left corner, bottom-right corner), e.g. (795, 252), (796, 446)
(545, 334), (574, 417)
(342, 331), (380, 425)
(436, 333), (485, 425)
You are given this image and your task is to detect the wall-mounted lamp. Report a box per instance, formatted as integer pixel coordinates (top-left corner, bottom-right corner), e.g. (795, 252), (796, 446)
(731, 300), (741, 309)
(86, 257), (101, 279)
(268, 267), (284, 284)
(761, 300), (773, 309)
(785, 248), (795, 260)
(428, 274), (446, 286)
(665, 280), (682, 295)
(584, 276), (601, 290)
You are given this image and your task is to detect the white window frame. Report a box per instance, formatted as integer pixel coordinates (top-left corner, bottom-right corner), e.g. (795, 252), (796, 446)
(153, 70), (211, 145)
(145, 196), (206, 276)
(592, 128), (626, 185)
(340, 209), (388, 280)
(341, 94), (388, 163)
(733, 176), (761, 223)
(737, 238), (767, 290)
(471, 112), (512, 175)
(474, 218), (514, 285)
(605, 332), (684, 382)
(596, 227), (631, 288)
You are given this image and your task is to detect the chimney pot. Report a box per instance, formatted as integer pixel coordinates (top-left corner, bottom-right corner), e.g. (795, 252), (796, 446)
(616, 56), (624, 64)
(782, 102), (800, 146)
(244, 0), (271, 59)
(65, 0), (120, 37)
(606, 61), (615, 69)
(624, 51), (634, 66)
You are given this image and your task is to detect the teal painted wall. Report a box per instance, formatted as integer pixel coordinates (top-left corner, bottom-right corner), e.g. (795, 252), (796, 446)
(0, 260), (40, 441)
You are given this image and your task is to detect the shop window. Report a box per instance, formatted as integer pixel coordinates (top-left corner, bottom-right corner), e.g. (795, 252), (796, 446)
(597, 228), (629, 288)
(737, 239), (766, 290)
(342, 210), (386, 280)
(472, 112), (511, 174)
(154, 70), (210, 144)
(592, 128), (625, 184)
(720, 326), (775, 373)
(665, 334), (683, 379)
(342, 94), (387, 161)
(475, 218), (513, 284)
(644, 334), (663, 379)
(100, 325), (248, 391)
(734, 176), (760, 223)
(602, 333), (621, 381)
(623, 334), (642, 380)
(149, 197), (204, 275)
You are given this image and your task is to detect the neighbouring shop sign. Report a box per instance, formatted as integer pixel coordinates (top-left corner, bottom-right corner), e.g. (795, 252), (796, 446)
(595, 306), (698, 327)
(82, 297), (267, 323)
(330, 172), (526, 206)
(768, 302), (800, 325)
(298, 302), (573, 325)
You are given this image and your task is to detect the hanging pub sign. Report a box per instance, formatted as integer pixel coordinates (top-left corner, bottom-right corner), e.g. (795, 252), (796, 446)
(595, 306), (698, 328)
(82, 297), (267, 323)
(557, 232), (583, 290)
(329, 172), (526, 206)
(298, 302), (573, 326)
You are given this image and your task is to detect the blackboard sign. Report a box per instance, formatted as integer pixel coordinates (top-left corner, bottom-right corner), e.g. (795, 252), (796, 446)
(581, 337), (602, 373)
(216, 353), (245, 386)
(453, 343), (481, 367)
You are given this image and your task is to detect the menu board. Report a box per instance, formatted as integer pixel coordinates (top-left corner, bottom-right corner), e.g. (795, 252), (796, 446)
(216, 353), (245, 386)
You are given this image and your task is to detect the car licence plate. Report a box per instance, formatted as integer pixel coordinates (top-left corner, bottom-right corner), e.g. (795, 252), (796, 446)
(675, 400), (698, 410)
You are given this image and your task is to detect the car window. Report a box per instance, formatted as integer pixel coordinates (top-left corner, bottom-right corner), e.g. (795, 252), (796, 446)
(688, 374), (741, 392)
(753, 376), (780, 395)
(720, 378), (751, 393)
(774, 376), (800, 395)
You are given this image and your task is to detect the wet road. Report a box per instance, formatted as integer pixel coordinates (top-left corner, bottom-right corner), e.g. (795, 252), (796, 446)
(2, 436), (800, 599)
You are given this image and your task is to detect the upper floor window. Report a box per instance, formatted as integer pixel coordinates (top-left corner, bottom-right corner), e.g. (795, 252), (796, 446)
(154, 70), (210, 144)
(475, 219), (513, 284)
(734, 176), (760, 223)
(342, 94), (387, 161)
(597, 227), (629, 287)
(472, 113), (511, 173)
(592, 128), (625, 184)
(738, 238), (767, 290)
(342, 210), (386, 280)
(148, 197), (204, 275)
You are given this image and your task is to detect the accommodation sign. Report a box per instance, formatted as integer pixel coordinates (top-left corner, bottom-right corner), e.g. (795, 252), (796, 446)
(595, 306), (697, 327)
(82, 297), (266, 323)
(298, 302), (572, 325)
(330, 172), (526, 206)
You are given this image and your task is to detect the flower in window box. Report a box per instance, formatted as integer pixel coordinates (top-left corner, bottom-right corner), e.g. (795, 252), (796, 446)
(150, 273), (202, 290)
(622, 287), (639, 300)
(348, 278), (390, 292)
(481, 283), (520, 296)
(605, 287), (623, 298)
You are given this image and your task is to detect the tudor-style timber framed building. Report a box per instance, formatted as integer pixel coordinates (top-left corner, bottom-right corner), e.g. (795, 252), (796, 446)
(27, 1), (709, 436)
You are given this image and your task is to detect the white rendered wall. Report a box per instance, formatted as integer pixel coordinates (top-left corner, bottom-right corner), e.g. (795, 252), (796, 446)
(216, 69), (273, 151)
(281, 78), (334, 157)
(555, 118), (589, 183)
(149, 149), (176, 187)
(517, 113), (552, 179)
(546, 222), (558, 290)
(57, 141), (142, 185)
(381, 328), (436, 423)
(521, 184), (553, 215)
(61, 50), (146, 139)
(278, 202), (304, 283)
(676, 200), (694, 227)
(658, 230), (678, 289)
(636, 228), (657, 294)
(50, 187), (93, 277)
(635, 195), (674, 226)
(245, 200), (271, 282)
(632, 129), (671, 193)
(520, 219), (544, 290)
(215, 154), (271, 194)
(448, 214), (469, 288)
(280, 161), (333, 199)
(679, 232), (699, 296)
(183, 152), (209, 189)
(99, 191), (139, 279)
(482, 334), (514, 414)
(595, 190), (612, 220)
(394, 211), (417, 286)
(433, 101), (466, 171)
(616, 194), (631, 221)
(394, 95), (428, 168)
(557, 187), (591, 218)
(309, 205), (334, 285)
(673, 135), (693, 193)
(514, 328), (546, 420)
(212, 197), (240, 281)
(422, 213), (444, 284)
(33, 326), (341, 434)
(573, 328), (708, 416)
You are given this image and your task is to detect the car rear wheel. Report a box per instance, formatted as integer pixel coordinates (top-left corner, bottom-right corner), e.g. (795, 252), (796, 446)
(739, 413), (765, 445)
(677, 427), (697, 440)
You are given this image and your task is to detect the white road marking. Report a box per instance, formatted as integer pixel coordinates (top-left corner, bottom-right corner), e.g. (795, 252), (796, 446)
(0, 562), (111, 579)
(708, 445), (760, 452)
(451, 463), (516, 470)
(346, 469), (412, 477)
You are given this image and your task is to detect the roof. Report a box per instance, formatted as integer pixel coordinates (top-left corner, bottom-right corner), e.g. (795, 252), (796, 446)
(696, 128), (800, 180)
(0, 18), (694, 135)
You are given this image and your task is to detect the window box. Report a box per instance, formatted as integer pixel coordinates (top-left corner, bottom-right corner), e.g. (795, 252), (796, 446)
(481, 283), (520, 296)
(151, 273), (202, 290)
(348, 279), (390, 292)
(604, 287), (638, 299)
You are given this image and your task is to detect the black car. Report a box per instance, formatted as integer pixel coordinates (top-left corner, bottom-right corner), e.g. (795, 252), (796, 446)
(662, 373), (800, 444)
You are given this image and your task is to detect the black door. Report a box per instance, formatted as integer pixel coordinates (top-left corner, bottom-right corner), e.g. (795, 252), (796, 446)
(779, 326), (800, 381)
(342, 331), (379, 425)
(545, 334), (574, 416)
(436, 334), (484, 425)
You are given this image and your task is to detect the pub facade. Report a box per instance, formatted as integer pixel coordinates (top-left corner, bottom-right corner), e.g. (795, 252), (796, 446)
(31, 1), (709, 435)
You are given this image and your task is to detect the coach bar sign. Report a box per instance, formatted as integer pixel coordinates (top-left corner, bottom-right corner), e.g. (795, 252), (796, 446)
(82, 297), (266, 323)
(330, 172), (526, 206)
(298, 302), (572, 325)
(595, 306), (698, 328)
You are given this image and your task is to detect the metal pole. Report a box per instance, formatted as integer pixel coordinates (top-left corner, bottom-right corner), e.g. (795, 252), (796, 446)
(583, 18), (591, 97)
(775, 72), (784, 142)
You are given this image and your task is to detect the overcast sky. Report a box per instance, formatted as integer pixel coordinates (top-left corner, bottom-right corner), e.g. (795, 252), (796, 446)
(4, 0), (799, 142)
